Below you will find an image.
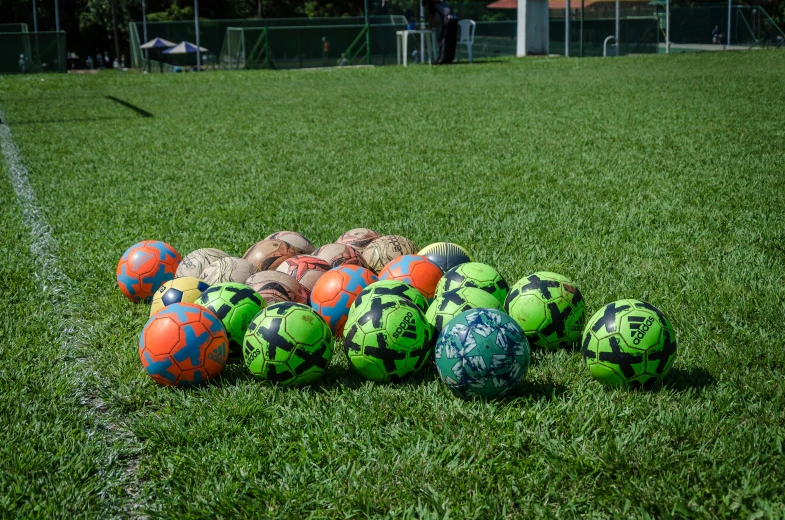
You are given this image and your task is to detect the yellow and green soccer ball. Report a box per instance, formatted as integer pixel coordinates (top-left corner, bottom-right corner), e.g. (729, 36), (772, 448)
(243, 302), (333, 386)
(504, 272), (585, 350)
(582, 299), (677, 389)
(343, 295), (432, 382)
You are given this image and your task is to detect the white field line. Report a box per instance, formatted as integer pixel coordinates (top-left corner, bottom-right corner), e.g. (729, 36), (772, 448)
(0, 108), (143, 517)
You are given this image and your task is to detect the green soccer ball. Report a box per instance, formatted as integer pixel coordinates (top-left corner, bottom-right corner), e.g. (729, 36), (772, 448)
(243, 302), (333, 386)
(582, 299), (677, 389)
(194, 282), (265, 356)
(434, 262), (508, 306)
(504, 272), (585, 350)
(349, 280), (429, 321)
(343, 295), (432, 382)
(435, 308), (530, 399)
(425, 286), (501, 336)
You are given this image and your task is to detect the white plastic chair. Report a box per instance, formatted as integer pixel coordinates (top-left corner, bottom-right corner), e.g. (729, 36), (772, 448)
(457, 19), (476, 63)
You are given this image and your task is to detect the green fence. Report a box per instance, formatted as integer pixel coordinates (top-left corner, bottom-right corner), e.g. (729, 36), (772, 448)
(0, 23), (29, 33)
(0, 31), (67, 74)
(666, 5), (785, 51)
(128, 6), (784, 72)
(217, 22), (410, 70)
(130, 16), (407, 70)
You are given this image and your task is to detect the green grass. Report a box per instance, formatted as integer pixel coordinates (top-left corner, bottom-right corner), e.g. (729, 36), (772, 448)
(1, 51), (785, 518)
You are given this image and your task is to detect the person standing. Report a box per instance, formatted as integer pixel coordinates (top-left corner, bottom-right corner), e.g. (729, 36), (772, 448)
(423, 0), (458, 65)
(19, 54), (28, 73)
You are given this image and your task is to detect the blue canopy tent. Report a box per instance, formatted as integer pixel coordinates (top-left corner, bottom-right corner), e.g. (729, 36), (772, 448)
(140, 37), (175, 72)
(162, 41), (209, 71)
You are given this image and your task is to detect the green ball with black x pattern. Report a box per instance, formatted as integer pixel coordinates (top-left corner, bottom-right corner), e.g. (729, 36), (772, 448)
(243, 302), (333, 386)
(504, 272), (586, 350)
(582, 299), (677, 389)
(194, 282), (265, 356)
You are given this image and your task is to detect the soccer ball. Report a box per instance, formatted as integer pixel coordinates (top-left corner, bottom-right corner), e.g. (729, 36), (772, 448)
(265, 231), (315, 254)
(425, 287), (501, 335)
(504, 272), (585, 350)
(349, 280), (429, 320)
(200, 257), (258, 285)
(275, 255), (331, 290)
(195, 282), (265, 356)
(310, 265), (377, 336)
(336, 228), (380, 252)
(435, 308), (530, 399)
(243, 302), (333, 386)
(139, 303), (228, 387)
(243, 239), (299, 271)
(313, 243), (368, 269)
(343, 295), (432, 382)
(361, 235), (417, 273)
(150, 276), (210, 316)
(117, 240), (181, 303)
(582, 299), (677, 389)
(175, 248), (230, 278)
(378, 254), (443, 301)
(434, 262), (508, 306)
(245, 270), (310, 305)
(417, 242), (472, 272)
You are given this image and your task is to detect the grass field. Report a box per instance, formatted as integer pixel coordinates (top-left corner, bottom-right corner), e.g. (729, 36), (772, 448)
(1, 51), (785, 518)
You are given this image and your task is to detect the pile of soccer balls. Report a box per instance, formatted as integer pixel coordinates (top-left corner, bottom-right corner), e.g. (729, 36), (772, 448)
(118, 229), (677, 398)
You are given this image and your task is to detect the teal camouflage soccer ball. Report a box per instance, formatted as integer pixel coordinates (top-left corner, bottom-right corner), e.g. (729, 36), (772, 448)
(504, 272), (585, 350)
(425, 286), (501, 336)
(582, 299), (677, 389)
(349, 280), (429, 322)
(194, 282), (265, 357)
(435, 308), (530, 399)
(243, 302), (333, 386)
(434, 262), (508, 306)
(343, 295), (432, 382)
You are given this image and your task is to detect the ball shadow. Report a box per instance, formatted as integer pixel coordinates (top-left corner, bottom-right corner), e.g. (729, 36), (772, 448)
(507, 378), (568, 401)
(659, 366), (715, 394)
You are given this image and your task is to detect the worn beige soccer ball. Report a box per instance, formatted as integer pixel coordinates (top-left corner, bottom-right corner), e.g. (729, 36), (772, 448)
(245, 270), (311, 305)
(175, 248), (230, 278)
(361, 235), (417, 274)
(265, 231), (316, 254)
(200, 257), (258, 285)
(243, 239), (299, 271)
(313, 242), (368, 269)
(336, 228), (380, 253)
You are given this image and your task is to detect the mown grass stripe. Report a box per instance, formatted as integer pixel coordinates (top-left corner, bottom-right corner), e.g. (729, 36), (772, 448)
(0, 106), (142, 518)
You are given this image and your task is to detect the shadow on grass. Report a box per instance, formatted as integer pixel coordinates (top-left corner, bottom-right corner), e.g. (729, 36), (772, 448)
(2, 116), (137, 125)
(660, 366), (715, 394)
(507, 379), (568, 401)
(105, 95), (154, 118)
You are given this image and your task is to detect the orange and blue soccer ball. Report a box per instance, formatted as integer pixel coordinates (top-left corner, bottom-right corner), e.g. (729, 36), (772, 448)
(310, 265), (377, 336)
(379, 254), (443, 302)
(117, 240), (181, 302)
(139, 302), (228, 387)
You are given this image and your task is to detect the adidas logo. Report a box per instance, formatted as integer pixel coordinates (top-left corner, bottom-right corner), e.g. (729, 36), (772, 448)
(628, 315), (655, 345)
(392, 311), (418, 340)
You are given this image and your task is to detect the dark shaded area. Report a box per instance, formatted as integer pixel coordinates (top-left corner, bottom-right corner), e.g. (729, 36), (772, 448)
(660, 366), (716, 394)
(507, 379), (568, 401)
(5, 116), (135, 126)
(105, 96), (153, 118)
